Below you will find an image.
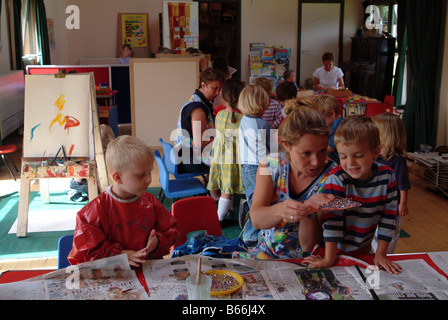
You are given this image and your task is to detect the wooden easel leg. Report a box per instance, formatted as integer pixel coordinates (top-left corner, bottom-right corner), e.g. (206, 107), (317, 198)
(40, 178), (50, 204)
(17, 175), (31, 237)
(87, 177), (98, 202)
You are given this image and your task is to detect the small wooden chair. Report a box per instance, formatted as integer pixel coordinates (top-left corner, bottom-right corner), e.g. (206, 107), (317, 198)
(0, 145), (19, 181)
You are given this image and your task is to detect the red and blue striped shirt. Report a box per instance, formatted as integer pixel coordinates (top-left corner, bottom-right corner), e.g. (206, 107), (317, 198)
(321, 163), (398, 253)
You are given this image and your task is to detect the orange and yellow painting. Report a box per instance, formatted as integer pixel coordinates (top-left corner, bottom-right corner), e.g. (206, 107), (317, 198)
(23, 74), (91, 159)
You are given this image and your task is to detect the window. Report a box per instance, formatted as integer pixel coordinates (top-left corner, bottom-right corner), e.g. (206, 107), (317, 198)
(21, 0), (39, 65)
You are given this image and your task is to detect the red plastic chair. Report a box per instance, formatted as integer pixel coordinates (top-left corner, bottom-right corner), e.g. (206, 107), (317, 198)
(0, 145), (19, 181)
(171, 196), (222, 249)
(384, 95), (395, 113)
(365, 102), (387, 117)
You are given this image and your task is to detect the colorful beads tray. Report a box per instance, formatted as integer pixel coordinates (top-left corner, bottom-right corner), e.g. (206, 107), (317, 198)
(203, 270), (244, 296)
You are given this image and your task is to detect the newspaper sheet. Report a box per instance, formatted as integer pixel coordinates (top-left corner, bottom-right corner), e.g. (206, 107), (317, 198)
(142, 255), (290, 300)
(428, 251), (448, 276)
(263, 266), (372, 300)
(142, 255), (373, 300)
(0, 254), (149, 300)
(357, 259), (448, 300)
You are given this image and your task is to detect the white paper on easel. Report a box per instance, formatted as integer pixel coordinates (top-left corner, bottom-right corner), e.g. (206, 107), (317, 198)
(23, 74), (91, 158)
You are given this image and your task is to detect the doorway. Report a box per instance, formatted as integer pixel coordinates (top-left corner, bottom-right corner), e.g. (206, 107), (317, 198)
(195, 0), (241, 79)
(297, 0), (344, 87)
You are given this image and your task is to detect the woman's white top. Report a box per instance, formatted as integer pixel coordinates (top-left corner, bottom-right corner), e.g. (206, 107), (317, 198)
(312, 66), (344, 88)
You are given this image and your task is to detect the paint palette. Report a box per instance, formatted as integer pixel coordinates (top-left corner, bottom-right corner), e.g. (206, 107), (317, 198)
(318, 197), (362, 211)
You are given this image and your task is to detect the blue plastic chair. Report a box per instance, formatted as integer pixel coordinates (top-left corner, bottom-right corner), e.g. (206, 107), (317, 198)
(158, 138), (206, 180)
(58, 234), (74, 269)
(154, 149), (209, 203)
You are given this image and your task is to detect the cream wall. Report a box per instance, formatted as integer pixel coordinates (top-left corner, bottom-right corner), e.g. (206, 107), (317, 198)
(44, 0), (364, 81)
(240, 0), (298, 82)
(240, 0), (364, 82)
(4, 0), (448, 145)
(44, 0), (165, 65)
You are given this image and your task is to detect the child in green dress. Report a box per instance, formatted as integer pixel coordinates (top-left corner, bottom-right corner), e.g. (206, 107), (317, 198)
(207, 79), (246, 222)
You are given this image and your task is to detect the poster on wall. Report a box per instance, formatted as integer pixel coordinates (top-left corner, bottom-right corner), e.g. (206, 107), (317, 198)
(120, 13), (148, 48)
(162, 1), (199, 53)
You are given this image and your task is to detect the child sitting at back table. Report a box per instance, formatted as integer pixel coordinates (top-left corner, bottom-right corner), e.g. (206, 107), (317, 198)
(304, 115), (402, 274)
(68, 135), (178, 267)
(283, 69), (299, 90)
(371, 113), (411, 254)
(253, 77), (283, 129)
(315, 95), (344, 164)
(118, 44), (133, 65)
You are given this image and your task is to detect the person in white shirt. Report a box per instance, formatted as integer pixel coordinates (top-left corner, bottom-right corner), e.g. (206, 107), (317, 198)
(312, 52), (344, 91)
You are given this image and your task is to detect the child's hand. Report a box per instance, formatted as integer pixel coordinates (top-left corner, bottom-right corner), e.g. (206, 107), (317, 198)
(303, 255), (334, 268)
(398, 202), (409, 216)
(145, 229), (159, 253)
(374, 254), (402, 274)
(122, 248), (150, 268)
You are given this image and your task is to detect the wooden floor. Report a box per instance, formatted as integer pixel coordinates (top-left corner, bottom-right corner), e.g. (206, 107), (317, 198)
(1, 130), (447, 273)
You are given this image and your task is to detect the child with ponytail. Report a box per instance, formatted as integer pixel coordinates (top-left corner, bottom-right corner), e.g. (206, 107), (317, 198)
(207, 79), (246, 222)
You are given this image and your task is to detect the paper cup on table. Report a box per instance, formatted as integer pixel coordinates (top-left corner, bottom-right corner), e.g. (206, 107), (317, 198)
(186, 274), (212, 300)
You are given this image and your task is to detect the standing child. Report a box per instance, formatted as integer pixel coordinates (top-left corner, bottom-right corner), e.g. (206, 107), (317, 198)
(118, 44), (133, 65)
(371, 113), (411, 253)
(238, 84), (271, 245)
(253, 77), (283, 129)
(207, 79), (246, 222)
(304, 115), (402, 274)
(315, 95), (344, 164)
(68, 135), (178, 267)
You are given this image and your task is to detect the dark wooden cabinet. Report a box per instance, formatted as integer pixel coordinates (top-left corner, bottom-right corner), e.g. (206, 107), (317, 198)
(341, 37), (396, 101)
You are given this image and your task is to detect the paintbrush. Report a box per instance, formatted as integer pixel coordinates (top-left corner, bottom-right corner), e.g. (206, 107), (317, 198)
(196, 257), (202, 285)
(52, 146), (62, 164)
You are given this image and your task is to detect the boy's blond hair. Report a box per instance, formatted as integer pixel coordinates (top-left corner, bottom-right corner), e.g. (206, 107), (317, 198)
(252, 77), (273, 95)
(334, 115), (380, 151)
(106, 135), (154, 173)
(372, 113), (407, 161)
(315, 95), (341, 117)
(238, 84), (269, 116)
(279, 104), (329, 147)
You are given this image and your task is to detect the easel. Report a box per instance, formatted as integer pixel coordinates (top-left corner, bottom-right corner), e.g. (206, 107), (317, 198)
(16, 73), (109, 237)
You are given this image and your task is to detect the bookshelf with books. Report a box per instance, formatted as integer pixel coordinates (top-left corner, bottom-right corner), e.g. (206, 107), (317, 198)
(248, 43), (291, 93)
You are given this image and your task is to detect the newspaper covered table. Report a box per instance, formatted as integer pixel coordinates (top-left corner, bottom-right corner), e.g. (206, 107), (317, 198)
(141, 255), (448, 300)
(0, 254), (148, 300)
(2, 254), (447, 300)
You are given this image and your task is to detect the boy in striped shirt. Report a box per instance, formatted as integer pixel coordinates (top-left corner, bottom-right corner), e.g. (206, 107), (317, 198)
(304, 115), (402, 274)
